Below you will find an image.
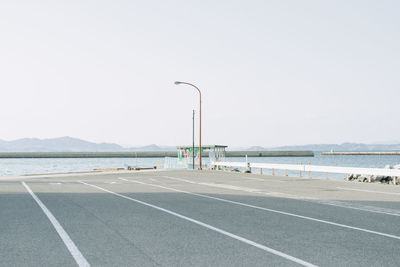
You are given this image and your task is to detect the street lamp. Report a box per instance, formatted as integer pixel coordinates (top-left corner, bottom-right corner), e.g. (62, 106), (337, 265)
(192, 110), (195, 170)
(175, 81), (202, 170)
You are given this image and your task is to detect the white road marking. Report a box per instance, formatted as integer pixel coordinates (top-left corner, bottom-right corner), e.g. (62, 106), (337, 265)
(164, 176), (196, 184)
(22, 182), (90, 267)
(80, 180), (317, 267)
(162, 175), (400, 217)
(200, 182), (295, 197)
(109, 182), (117, 184)
(149, 178), (157, 182)
(244, 177), (265, 181)
(310, 199), (400, 216)
(119, 178), (400, 241)
(336, 187), (400, 196)
(49, 182), (62, 185)
(163, 176), (311, 199)
(200, 182), (264, 193)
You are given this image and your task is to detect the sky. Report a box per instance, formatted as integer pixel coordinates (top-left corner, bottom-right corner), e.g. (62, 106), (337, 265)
(1, 1), (399, 147)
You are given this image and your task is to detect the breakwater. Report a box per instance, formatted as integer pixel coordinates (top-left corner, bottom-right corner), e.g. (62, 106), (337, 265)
(322, 152), (400, 156)
(226, 150), (314, 157)
(0, 150), (314, 158)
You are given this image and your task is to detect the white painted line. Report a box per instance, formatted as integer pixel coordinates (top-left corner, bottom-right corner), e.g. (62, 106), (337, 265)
(336, 187), (400, 196)
(311, 199), (400, 217)
(22, 182), (90, 267)
(199, 182), (295, 198)
(80, 180), (317, 267)
(163, 176), (312, 199)
(200, 182), (264, 193)
(244, 177), (265, 181)
(163, 176), (197, 184)
(120, 178), (400, 241)
(162, 175), (400, 217)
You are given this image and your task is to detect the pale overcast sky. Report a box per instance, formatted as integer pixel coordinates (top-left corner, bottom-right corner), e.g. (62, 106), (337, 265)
(1, 1), (399, 147)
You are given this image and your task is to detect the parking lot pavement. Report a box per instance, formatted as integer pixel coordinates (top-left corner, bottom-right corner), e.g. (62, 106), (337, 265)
(1, 169), (400, 266)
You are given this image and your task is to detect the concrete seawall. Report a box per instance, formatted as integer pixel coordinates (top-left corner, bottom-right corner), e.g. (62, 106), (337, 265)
(0, 150), (314, 158)
(226, 150), (314, 157)
(322, 152), (400, 156)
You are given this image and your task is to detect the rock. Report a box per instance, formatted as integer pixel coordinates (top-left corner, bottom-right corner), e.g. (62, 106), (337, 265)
(345, 164), (399, 184)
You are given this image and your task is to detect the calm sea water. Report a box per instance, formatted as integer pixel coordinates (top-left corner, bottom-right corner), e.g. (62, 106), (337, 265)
(1, 152), (399, 179)
(0, 157), (164, 177)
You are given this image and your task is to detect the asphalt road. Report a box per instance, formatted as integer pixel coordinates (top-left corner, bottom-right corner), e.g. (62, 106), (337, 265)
(1, 169), (400, 266)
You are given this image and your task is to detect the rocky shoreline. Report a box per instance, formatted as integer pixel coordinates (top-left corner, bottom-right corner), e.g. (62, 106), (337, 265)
(345, 164), (400, 185)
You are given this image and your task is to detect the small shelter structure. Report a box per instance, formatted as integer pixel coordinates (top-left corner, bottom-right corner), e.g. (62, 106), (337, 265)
(176, 145), (227, 169)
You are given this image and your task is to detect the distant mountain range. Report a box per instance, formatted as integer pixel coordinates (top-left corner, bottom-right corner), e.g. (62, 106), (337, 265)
(0, 137), (176, 152)
(0, 137), (399, 152)
(254, 143), (400, 152)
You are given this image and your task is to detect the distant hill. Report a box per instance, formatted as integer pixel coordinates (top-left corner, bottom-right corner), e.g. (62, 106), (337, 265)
(229, 143), (400, 152)
(0, 137), (175, 152)
(268, 143), (400, 152)
(1, 137), (399, 152)
(126, 144), (176, 152)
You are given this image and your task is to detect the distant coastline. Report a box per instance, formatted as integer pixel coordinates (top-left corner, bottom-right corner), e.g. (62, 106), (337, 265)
(1, 136), (400, 152)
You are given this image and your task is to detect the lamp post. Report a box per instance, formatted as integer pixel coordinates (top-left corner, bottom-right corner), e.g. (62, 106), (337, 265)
(192, 109), (195, 169)
(175, 81), (202, 170)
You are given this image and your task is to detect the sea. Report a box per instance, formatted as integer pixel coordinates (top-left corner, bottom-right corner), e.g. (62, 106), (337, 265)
(1, 152), (399, 180)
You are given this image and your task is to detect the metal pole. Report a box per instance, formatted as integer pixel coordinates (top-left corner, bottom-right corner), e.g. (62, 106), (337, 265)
(174, 81), (202, 170)
(192, 110), (195, 170)
(199, 91), (202, 170)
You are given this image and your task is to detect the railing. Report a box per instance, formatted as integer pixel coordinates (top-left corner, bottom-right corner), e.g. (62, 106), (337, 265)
(164, 157), (187, 169)
(212, 161), (400, 182)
